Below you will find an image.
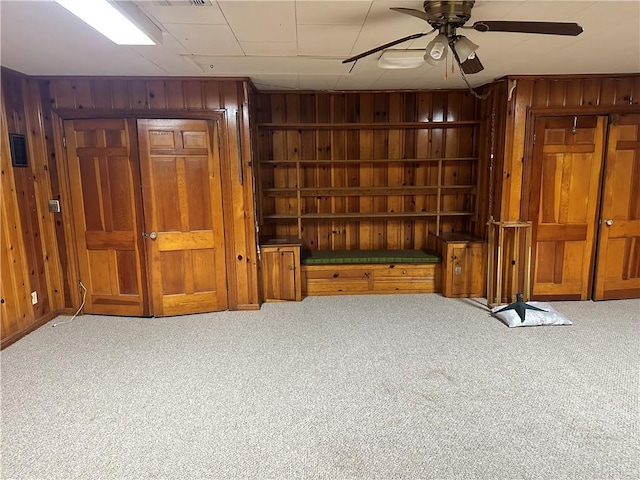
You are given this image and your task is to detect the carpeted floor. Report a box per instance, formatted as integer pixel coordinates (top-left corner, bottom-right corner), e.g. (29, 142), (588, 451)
(1, 294), (639, 479)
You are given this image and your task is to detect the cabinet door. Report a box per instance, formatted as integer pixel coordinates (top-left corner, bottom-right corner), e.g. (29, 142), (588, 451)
(138, 119), (228, 316)
(65, 119), (149, 316)
(593, 114), (640, 300)
(261, 250), (296, 301)
(448, 243), (485, 297)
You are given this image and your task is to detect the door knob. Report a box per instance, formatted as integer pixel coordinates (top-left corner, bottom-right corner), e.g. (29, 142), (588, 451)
(605, 219), (613, 226)
(149, 231), (157, 239)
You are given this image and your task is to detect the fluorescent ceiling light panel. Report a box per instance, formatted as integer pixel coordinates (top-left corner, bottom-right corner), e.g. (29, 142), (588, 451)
(378, 50), (425, 69)
(55, 0), (162, 45)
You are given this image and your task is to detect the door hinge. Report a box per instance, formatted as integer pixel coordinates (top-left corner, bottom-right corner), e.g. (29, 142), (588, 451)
(532, 133), (536, 145)
(62, 136), (67, 148)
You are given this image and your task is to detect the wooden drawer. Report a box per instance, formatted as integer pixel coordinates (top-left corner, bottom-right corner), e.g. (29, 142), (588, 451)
(375, 264), (440, 293)
(301, 263), (441, 296)
(302, 266), (373, 294)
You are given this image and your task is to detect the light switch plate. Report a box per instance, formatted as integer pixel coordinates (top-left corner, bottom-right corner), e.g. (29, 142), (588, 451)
(48, 200), (61, 213)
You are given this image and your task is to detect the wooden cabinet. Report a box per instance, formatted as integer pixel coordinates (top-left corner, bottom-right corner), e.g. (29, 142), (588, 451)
(435, 233), (486, 298)
(260, 239), (302, 302)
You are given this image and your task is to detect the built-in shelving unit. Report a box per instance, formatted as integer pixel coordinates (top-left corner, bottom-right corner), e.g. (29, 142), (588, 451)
(255, 91), (481, 251)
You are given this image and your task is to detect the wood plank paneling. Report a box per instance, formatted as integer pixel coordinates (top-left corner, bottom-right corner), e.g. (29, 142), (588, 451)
(3, 73), (259, 343)
(1, 70), (65, 347)
(44, 77), (259, 311)
(494, 74), (640, 301)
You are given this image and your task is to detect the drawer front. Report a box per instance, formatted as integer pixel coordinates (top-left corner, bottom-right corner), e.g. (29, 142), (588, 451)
(302, 267), (373, 294)
(374, 265), (440, 293)
(374, 264), (438, 279)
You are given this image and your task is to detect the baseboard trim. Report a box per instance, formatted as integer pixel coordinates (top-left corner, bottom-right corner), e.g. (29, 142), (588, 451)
(235, 304), (261, 311)
(1, 310), (59, 350)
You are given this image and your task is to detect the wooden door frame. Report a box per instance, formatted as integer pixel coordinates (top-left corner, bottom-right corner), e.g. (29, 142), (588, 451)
(519, 106), (640, 300)
(52, 109), (235, 314)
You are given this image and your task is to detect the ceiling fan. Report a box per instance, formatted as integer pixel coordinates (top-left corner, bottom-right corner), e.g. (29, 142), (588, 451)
(342, 0), (584, 75)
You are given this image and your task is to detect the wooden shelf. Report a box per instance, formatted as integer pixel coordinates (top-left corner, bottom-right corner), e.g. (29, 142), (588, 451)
(258, 121), (481, 130)
(264, 211), (475, 220)
(263, 186), (477, 197)
(257, 102), (480, 241)
(260, 157), (479, 165)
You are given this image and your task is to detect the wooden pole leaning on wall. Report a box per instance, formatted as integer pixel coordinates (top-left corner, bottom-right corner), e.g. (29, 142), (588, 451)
(486, 220), (533, 307)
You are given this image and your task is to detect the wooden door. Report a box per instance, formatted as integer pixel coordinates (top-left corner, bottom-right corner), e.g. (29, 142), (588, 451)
(593, 114), (640, 300)
(137, 119), (228, 316)
(528, 116), (606, 300)
(65, 119), (149, 315)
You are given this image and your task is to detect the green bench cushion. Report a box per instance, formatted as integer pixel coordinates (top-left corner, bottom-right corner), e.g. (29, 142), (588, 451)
(301, 249), (441, 265)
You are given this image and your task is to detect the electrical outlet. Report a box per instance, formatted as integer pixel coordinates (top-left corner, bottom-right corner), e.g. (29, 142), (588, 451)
(31, 291), (38, 305)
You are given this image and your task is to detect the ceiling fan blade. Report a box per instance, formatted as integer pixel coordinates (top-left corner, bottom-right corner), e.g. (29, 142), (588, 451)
(460, 54), (484, 74)
(390, 7), (437, 23)
(342, 32), (429, 64)
(472, 21), (583, 36)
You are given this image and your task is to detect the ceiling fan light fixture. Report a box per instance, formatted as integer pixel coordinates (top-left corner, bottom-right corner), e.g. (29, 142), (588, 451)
(453, 35), (479, 61)
(377, 49), (426, 69)
(424, 33), (449, 65)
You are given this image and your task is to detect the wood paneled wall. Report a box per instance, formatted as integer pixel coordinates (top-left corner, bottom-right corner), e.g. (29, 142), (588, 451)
(499, 75), (640, 222)
(254, 91), (480, 251)
(1, 70), (65, 347)
(481, 74), (640, 301)
(475, 80), (509, 238)
(44, 77), (259, 310)
(2, 73), (260, 347)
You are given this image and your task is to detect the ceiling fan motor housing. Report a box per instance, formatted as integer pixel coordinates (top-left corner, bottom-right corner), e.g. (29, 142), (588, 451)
(423, 0), (474, 27)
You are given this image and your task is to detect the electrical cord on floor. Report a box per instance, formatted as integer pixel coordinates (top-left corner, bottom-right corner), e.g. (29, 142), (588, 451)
(52, 282), (87, 327)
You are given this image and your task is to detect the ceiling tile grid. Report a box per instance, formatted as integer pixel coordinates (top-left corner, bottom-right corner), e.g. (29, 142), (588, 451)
(1, 0), (638, 90)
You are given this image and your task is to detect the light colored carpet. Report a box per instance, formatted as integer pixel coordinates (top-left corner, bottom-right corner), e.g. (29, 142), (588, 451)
(1, 294), (639, 480)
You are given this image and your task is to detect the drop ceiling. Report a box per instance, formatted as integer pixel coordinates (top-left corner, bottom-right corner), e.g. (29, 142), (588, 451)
(1, 0), (639, 91)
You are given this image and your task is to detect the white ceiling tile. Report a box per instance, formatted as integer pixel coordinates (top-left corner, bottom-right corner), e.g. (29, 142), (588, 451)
(130, 36), (203, 75)
(297, 25), (361, 57)
(240, 41), (298, 56)
(250, 75), (300, 90)
(495, 1), (596, 22)
(138, 2), (227, 25)
(334, 71), (382, 90)
(370, 67), (427, 90)
(186, 55), (351, 75)
(164, 24), (244, 55)
(297, 74), (341, 90)
(296, 1), (372, 25)
(219, 0), (296, 42)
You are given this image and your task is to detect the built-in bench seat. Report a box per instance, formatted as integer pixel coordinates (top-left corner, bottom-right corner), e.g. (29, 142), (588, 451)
(300, 249), (442, 296)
